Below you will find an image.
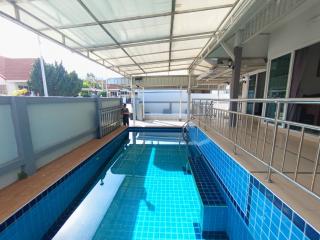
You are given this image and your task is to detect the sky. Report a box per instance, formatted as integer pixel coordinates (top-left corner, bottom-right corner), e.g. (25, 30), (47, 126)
(0, 17), (121, 79)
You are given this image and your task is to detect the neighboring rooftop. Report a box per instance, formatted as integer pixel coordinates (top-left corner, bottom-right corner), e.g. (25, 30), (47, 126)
(0, 56), (36, 81)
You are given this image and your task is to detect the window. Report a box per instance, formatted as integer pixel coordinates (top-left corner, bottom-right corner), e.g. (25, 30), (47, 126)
(266, 54), (291, 118)
(0, 85), (7, 95)
(246, 75), (256, 114)
(287, 41), (320, 126)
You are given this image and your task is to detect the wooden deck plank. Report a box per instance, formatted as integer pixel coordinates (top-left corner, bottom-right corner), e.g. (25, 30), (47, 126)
(0, 126), (127, 223)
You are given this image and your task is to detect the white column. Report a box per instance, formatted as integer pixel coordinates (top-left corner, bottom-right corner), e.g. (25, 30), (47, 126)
(105, 79), (108, 97)
(37, 35), (48, 97)
(187, 72), (192, 120)
(142, 87), (145, 120)
(179, 85), (182, 121)
(130, 76), (136, 126)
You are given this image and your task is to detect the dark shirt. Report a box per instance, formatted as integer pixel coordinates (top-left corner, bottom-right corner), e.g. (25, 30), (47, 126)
(122, 107), (129, 116)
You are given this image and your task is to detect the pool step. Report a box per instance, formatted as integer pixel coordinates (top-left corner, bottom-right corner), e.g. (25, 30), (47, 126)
(189, 157), (227, 232)
(193, 223), (229, 240)
(202, 231), (229, 240)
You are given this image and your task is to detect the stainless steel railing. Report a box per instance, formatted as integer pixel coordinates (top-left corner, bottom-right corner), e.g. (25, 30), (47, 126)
(191, 98), (320, 199)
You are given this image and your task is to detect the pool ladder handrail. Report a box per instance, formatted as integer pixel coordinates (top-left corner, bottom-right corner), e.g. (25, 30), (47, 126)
(181, 120), (190, 142)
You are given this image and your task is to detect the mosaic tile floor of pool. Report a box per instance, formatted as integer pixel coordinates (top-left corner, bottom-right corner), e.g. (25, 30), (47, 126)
(92, 144), (222, 240)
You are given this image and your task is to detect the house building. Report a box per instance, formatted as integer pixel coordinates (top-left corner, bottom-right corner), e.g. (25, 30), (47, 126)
(0, 56), (36, 95)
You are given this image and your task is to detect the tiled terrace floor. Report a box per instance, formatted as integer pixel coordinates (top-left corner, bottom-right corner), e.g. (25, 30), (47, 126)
(0, 126), (127, 223)
(194, 117), (320, 231)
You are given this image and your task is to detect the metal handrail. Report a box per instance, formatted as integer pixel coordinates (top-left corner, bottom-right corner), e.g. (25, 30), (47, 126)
(191, 98), (320, 200)
(192, 97), (320, 103)
(182, 120), (190, 141)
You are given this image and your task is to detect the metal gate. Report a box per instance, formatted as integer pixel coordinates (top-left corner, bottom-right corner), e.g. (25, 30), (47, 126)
(97, 104), (122, 138)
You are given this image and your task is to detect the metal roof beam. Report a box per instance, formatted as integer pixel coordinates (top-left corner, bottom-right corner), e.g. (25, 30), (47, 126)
(118, 57), (195, 68)
(1, 2), (125, 76)
(102, 47), (202, 61)
(76, 0), (145, 74)
(78, 32), (214, 51)
(133, 67), (188, 75)
(188, 0), (241, 71)
(168, 0), (176, 71)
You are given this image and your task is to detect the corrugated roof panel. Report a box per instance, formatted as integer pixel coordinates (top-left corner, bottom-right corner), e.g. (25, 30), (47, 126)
(82, 0), (171, 21)
(0, 0), (239, 76)
(171, 49), (201, 59)
(104, 16), (170, 43)
(125, 42), (169, 56)
(18, 0), (93, 28)
(94, 49), (128, 59)
(172, 38), (210, 51)
(107, 57), (134, 66)
(133, 52), (169, 64)
(140, 62), (169, 69)
(61, 26), (114, 47)
(173, 8), (231, 36)
(175, 0), (236, 11)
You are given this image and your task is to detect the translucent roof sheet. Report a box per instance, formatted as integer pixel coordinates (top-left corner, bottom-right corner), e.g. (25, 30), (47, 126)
(82, 0), (171, 21)
(94, 49), (127, 59)
(173, 8), (231, 36)
(107, 57), (134, 66)
(171, 49), (201, 59)
(19, 0), (93, 28)
(104, 16), (170, 43)
(133, 52), (169, 64)
(125, 42), (170, 56)
(0, 0), (238, 76)
(172, 38), (210, 51)
(140, 62), (169, 69)
(175, 0), (236, 11)
(61, 26), (114, 47)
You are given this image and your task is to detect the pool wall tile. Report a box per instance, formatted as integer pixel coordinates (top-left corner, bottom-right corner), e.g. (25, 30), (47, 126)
(201, 206), (227, 231)
(187, 125), (320, 240)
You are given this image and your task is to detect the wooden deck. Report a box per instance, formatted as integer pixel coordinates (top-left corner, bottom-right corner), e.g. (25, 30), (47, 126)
(0, 126), (127, 223)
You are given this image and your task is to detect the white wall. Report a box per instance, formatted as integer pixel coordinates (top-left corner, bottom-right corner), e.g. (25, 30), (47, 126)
(0, 97), (121, 189)
(0, 76), (5, 84)
(0, 104), (19, 189)
(136, 89), (230, 118)
(268, 3), (320, 59)
(0, 105), (18, 164)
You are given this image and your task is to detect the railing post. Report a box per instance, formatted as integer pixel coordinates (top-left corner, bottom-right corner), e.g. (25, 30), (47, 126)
(95, 96), (102, 138)
(311, 137), (320, 191)
(267, 101), (280, 182)
(233, 111), (239, 155)
(294, 127), (305, 181)
(11, 97), (36, 175)
(179, 86), (182, 121)
(187, 72), (192, 120)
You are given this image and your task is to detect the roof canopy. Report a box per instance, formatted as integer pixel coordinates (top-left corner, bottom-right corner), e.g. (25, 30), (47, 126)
(0, 0), (238, 77)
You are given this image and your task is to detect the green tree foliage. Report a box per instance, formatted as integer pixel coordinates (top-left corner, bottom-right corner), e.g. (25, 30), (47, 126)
(28, 59), (82, 96)
(82, 73), (102, 89)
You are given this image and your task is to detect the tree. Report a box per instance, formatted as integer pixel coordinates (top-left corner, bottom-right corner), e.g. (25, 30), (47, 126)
(28, 59), (82, 96)
(83, 73), (102, 89)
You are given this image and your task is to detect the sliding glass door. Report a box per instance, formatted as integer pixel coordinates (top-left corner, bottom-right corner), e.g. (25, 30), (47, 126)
(246, 75), (256, 114)
(266, 54), (291, 118)
(246, 72), (265, 116)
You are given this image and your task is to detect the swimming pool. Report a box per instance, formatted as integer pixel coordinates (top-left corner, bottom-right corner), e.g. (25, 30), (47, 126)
(53, 131), (203, 240)
(0, 127), (318, 240)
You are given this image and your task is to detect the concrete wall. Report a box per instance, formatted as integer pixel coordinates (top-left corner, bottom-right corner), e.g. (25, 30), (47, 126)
(0, 96), (121, 189)
(136, 89), (230, 119)
(268, 3), (320, 60)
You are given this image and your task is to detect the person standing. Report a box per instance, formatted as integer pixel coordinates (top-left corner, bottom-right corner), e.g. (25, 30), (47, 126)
(122, 104), (130, 126)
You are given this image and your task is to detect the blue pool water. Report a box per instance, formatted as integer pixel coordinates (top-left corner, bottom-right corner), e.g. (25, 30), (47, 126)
(2, 127), (317, 240)
(53, 131), (204, 240)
